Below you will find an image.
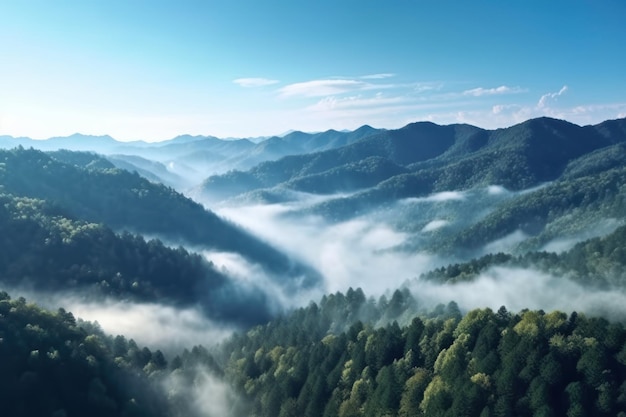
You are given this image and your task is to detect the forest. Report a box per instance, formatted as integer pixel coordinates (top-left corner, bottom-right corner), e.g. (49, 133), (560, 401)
(1, 116), (626, 416)
(3, 288), (626, 417)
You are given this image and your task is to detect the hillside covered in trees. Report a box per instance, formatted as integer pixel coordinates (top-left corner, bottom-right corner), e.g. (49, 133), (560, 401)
(2, 116), (626, 416)
(3, 288), (626, 417)
(0, 147), (321, 287)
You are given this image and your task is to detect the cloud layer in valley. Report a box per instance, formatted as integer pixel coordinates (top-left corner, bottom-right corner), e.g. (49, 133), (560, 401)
(215, 198), (442, 297)
(409, 266), (626, 321)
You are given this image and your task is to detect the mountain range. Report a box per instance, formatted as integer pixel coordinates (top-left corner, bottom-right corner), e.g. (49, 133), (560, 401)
(2, 116), (626, 417)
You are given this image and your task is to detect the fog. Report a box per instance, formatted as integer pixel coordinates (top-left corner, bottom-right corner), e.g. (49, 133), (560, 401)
(409, 266), (626, 320)
(166, 367), (244, 417)
(8, 182), (623, 355)
(204, 250), (321, 310)
(540, 217), (624, 253)
(207, 185), (626, 322)
(402, 190), (467, 203)
(65, 300), (235, 352)
(3, 286), (236, 352)
(216, 200), (442, 296)
(482, 230), (529, 255)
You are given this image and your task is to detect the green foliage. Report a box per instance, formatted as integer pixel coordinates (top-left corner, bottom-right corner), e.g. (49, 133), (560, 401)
(219, 116), (626, 225)
(0, 193), (274, 326)
(422, 223), (626, 290)
(0, 147), (320, 282)
(0, 293), (169, 417)
(193, 287), (626, 417)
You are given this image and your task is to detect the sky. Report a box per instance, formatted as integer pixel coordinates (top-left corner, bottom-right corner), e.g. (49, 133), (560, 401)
(1, 0), (626, 142)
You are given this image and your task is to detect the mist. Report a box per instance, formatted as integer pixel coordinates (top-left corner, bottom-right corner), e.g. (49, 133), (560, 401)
(539, 217), (624, 253)
(215, 199), (443, 296)
(166, 367), (245, 417)
(409, 266), (626, 320)
(65, 300), (234, 352)
(204, 250), (322, 310)
(203, 184), (626, 322)
(2, 286), (236, 352)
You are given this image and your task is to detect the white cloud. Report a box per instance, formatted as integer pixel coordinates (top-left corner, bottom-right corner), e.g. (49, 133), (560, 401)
(410, 267), (626, 320)
(422, 219), (449, 232)
(538, 85), (568, 108)
(487, 185), (509, 195)
(232, 77), (279, 87)
(463, 85), (525, 97)
(427, 191), (466, 202)
(308, 94), (409, 112)
(215, 199), (440, 296)
(360, 73), (395, 79)
(492, 104), (521, 114)
(413, 82), (443, 93)
(403, 190), (467, 204)
(278, 79), (371, 98)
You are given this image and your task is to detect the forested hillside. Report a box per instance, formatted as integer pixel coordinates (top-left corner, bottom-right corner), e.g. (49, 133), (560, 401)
(423, 223), (626, 289)
(0, 147), (321, 287)
(2, 117), (626, 417)
(0, 292), (171, 417)
(4, 288), (626, 417)
(213, 291), (626, 417)
(199, 117), (626, 205)
(0, 193), (276, 325)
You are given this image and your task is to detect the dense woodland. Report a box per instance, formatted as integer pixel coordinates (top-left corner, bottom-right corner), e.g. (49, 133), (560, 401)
(3, 288), (626, 417)
(215, 291), (626, 417)
(0, 147), (321, 285)
(0, 292), (170, 417)
(2, 117), (626, 416)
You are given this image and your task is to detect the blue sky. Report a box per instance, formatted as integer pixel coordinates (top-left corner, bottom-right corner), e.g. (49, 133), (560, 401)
(1, 0), (625, 141)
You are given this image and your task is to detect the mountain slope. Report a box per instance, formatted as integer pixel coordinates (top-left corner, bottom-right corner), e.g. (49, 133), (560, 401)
(199, 122), (477, 201)
(423, 222), (626, 289)
(291, 117), (626, 221)
(200, 117), (626, 207)
(0, 127), (386, 185)
(0, 147), (321, 288)
(0, 293), (171, 417)
(0, 193), (278, 325)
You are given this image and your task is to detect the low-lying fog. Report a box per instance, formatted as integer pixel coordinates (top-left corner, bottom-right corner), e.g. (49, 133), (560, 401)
(210, 185), (626, 319)
(10, 184), (625, 352)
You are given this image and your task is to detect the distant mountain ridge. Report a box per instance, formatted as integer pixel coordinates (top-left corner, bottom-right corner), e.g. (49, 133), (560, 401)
(0, 125), (385, 184)
(198, 117), (626, 204)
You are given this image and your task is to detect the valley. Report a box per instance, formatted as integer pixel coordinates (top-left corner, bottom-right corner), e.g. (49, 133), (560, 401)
(2, 116), (626, 415)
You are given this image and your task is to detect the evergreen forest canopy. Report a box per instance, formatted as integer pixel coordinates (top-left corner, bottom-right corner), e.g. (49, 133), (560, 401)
(2, 116), (626, 416)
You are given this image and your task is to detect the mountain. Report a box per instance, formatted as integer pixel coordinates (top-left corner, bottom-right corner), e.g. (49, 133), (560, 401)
(106, 154), (189, 189)
(0, 126), (385, 189)
(4, 116), (626, 417)
(0, 193), (282, 325)
(199, 117), (626, 205)
(198, 121), (467, 201)
(0, 147), (321, 290)
(179, 126), (384, 177)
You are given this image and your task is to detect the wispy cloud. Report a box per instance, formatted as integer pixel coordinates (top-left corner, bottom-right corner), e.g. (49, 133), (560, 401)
(463, 85), (525, 97)
(278, 79), (372, 98)
(413, 82), (444, 93)
(308, 93), (409, 111)
(360, 73), (396, 79)
(538, 85), (568, 108)
(233, 77), (279, 87)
